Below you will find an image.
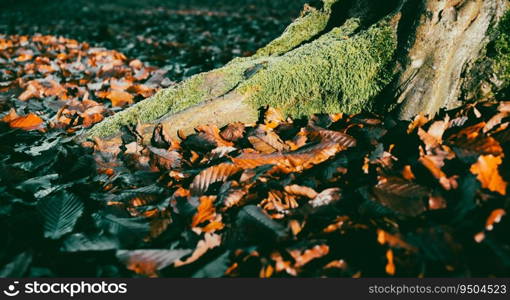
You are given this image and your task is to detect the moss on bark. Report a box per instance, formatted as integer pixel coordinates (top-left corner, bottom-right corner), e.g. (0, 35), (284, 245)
(88, 5), (398, 139)
(494, 10), (510, 95)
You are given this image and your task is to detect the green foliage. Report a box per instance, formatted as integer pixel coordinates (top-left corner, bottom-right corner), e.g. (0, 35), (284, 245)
(38, 190), (84, 239)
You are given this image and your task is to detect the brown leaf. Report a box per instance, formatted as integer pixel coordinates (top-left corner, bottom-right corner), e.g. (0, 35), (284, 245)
(191, 163), (241, 196)
(372, 178), (429, 217)
(195, 125), (233, 147)
(470, 155), (507, 195)
(308, 128), (357, 148)
(232, 142), (343, 173)
(221, 188), (247, 209)
(261, 190), (298, 214)
(448, 123), (503, 157)
(18, 81), (42, 101)
(129, 59), (143, 69)
(220, 122), (245, 142)
(248, 125), (288, 153)
(110, 78), (132, 91)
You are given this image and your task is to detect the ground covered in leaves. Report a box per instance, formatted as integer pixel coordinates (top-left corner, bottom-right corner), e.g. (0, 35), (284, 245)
(1, 1), (510, 278)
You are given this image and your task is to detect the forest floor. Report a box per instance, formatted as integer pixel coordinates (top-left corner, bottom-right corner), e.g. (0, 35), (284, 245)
(0, 0), (509, 278)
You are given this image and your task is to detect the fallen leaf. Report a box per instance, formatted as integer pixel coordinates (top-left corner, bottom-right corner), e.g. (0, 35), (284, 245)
(470, 155), (507, 195)
(9, 113), (44, 130)
(106, 90), (134, 107)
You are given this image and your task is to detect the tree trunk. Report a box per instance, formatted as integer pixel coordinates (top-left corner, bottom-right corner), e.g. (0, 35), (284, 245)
(87, 0), (510, 141)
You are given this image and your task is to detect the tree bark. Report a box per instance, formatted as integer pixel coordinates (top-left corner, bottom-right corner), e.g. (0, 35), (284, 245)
(87, 0), (510, 141)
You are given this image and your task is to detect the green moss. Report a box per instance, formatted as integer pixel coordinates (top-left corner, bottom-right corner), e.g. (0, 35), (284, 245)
(494, 10), (510, 93)
(87, 58), (263, 138)
(241, 17), (397, 117)
(253, 0), (340, 58)
(88, 10), (398, 138)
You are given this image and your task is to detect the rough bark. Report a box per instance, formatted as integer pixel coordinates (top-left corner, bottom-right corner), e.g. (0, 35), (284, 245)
(393, 0), (509, 119)
(87, 0), (510, 141)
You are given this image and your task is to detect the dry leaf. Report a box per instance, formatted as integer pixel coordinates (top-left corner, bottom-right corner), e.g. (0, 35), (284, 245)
(174, 233), (222, 267)
(9, 113), (44, 130)
(106, 90), (134, 107)
(191, 163), (241, 196)
(470, 155), (507, 195)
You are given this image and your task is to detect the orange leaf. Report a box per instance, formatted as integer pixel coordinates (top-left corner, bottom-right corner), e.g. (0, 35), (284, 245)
(470, 155), (507, 195)
(16, 53), (33, 62)
(110, 78), (132, 91)
(191, 196), (217, 228)
(485, 208), (506, 231)
(232, 142), (343, 173)
(288, 244), (329, 268)
(1, 109), (19, 123)
(284, 185), (318, 199)
(106, 90), (134, 107)
(401, 165), (415, 180)
(385, 249), (395, 275)
(264, 107), (284, 129)
(18, 82), (41, 101)
(9, 113), (44, 130)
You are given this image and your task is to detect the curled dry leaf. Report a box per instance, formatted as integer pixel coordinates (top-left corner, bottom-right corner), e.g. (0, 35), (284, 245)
(174, 233), (222, 267)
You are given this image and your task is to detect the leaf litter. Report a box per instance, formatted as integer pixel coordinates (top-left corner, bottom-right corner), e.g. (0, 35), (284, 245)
(1, 34), (510, 278)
